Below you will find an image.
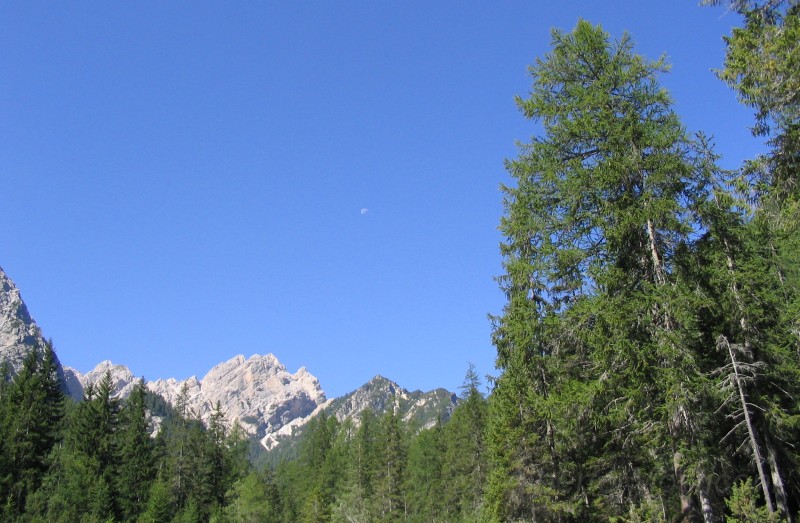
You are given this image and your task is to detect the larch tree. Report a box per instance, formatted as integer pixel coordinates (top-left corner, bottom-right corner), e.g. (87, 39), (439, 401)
(488, 20), (721, 521)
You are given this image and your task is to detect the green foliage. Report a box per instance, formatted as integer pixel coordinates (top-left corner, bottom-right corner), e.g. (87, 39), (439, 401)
(440, 365), (487, 520)
(137, 475), (174, 523)
(725, 477), (781, 523)
(488, 18), (719, 520)
(218, 470), (281, 523)
(405, 422), (444, 522)
(0, 344), (65, 519)
(117, 380), (157, 521)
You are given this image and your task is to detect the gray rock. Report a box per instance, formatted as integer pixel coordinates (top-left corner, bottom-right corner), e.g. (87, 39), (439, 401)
(75, 353), (327, 447)
(262, 375), (458, 451)
(0, 266), (69, 393)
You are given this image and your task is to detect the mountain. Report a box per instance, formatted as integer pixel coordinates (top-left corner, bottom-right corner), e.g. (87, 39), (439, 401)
(327, 374), (457, 428)
(2, 264), (458, 452)
(262, 375), (458, 452)
(0, 266), (69, 389)
(71, 359), (458, 453)
(71, 354), (328, 445)
(65, 360), (141, 399)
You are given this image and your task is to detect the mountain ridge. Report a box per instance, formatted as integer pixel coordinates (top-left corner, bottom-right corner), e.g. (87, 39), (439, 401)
(1, 264), (458, 450)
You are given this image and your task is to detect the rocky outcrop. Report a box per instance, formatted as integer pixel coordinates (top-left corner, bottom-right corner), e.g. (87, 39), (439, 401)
(64, 360), (142, 399)
(262, 375), (457, 450)
(0, 266), (69, 390)
(149, 354), (326, 440)
(74, 353), (327, 446)
(326, 375), (457, 428)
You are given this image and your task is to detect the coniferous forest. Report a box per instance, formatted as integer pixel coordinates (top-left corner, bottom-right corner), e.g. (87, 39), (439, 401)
(2, 1), (799, 521)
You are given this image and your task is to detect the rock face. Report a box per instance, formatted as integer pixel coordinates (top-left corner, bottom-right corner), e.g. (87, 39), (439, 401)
(0, 266), (68, 388)
(74, 353), (327, 445)
(328, 375), (458, 428)
(149, 354), (326, 440)
(65, 360), (141, 399)
(263, 375), (458, 450)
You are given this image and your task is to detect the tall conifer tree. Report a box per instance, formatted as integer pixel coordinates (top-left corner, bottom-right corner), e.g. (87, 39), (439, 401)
(488, 20), (719, 520)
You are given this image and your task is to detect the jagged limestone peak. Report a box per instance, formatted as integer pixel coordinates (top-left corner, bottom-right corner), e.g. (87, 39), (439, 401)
(0, 265), (69, 391)
(73, 352), (327, 447)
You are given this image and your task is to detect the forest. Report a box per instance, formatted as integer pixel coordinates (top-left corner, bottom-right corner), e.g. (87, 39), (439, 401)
(2, 0), (799, 521)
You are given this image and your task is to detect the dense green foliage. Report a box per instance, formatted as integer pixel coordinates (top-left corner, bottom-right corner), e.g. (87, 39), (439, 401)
(0, 361), (488, 522)
(0, 364), (250, 522)
(488, 11), (798, 523)
(273, 368), (488, 523)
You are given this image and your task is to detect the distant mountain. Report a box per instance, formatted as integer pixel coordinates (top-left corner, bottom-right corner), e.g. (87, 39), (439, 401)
(1, 264), (458, 452)
(71, 354), (327, 445)
(262, 375), (458, 453)
(0, 266), (70, 392)
(327, 374), (458, 429)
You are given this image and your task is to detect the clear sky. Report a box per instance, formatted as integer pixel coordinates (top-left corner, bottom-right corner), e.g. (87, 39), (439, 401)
(1, 1), (764, 398)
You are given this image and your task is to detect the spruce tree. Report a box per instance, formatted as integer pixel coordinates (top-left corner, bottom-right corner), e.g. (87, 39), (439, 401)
(441, 364), (487, 521)
(117, 379), (156, 521)
(700, 2), (800, 518)
(0, 344), (65, 518)
(375, 408), (407, 522)
(405, 422), (444, 522)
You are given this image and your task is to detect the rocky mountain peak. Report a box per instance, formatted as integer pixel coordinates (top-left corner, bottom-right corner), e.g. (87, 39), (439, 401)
(0, 266), (67, 387)
(72, 352), (327, 447)
(65, 360), (141, 399)
(263, 375), (458, 452)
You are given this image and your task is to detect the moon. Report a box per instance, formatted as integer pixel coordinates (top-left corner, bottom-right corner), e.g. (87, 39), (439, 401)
(360, 208), (369, 215)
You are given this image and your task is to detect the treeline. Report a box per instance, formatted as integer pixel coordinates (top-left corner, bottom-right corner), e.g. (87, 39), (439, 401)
(269, 366), (487, 523)
(0, 345), (252, 522)
(0, 346), (490, 523)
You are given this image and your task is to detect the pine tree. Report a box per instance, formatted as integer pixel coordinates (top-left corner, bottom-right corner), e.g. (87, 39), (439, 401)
(375, 408), (407, 522)
(329, 412), (380, 523)
(140, 474), (176, 523)
(221, 470), (282, 523)
(700, 2), (800, 518)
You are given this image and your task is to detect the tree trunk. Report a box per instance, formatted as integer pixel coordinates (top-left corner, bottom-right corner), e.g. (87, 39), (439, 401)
(765, 433), (791, 522)
(670, 431), (694, 521)
(720, 241), (777, 517)
(648, 216), (696, 520)
(725, 337), (775, 515)
(697, 470), (717, 523)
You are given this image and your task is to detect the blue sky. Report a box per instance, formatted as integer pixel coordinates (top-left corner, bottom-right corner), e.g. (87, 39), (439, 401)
(1, 2), (762, 398)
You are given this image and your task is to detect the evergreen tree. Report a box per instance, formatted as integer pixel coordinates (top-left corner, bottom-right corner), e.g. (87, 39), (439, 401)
(139, 474), (176, 523)
(375, 407), (408, 522)
(0, 344), (65, 519)
(28, 371), (123, 521)
(329, 412), (380, 523)
(117, 379), (157, 521)
(220, 470), (281, 523)
(405, 422), (444, 522)
(440, 364), (487, 521)
(488, 20), (718, 520)
(352, 408), (379, 500)
(700, 2), (800, 518)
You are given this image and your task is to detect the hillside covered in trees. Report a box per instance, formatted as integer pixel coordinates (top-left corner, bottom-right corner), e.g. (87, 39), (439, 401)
(1, 1), (799, 521)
